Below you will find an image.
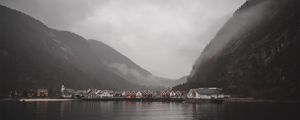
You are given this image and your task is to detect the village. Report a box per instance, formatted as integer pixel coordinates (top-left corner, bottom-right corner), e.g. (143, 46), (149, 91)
(8, 85), (230, 103)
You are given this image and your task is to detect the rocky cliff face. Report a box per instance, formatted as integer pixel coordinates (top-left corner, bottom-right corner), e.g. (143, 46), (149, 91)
(178, 0), (300, 100)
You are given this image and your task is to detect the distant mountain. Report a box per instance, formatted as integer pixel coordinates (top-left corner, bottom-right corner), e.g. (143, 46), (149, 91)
(0, 5), (177, 97)
(175, 0), (300, 100)
(88, 39), (177, 88)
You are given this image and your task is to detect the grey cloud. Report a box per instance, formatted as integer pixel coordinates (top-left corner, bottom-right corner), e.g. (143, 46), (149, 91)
(0, 0), (246, 79)
(0, 0), (110, 29)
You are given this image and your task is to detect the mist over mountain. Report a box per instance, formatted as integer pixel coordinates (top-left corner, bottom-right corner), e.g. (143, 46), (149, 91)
(88, 39), (178, 88)
(175, 0), (300, 100)
(0, 5), (178, 97)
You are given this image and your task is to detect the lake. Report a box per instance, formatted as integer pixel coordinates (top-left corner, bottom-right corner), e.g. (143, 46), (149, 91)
(0, 101), (299, 120)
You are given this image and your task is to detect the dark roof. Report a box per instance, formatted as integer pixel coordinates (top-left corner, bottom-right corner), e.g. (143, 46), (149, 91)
(195, 88), (222, 95)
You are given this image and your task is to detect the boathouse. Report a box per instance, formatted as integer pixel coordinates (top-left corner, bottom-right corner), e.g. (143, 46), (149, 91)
(99, 90), (114, 98)
(142, 90), (153, 98)
(37, 89), (48, 97)
(170, 91), (176, 98)
(136, 91), (143, 98)
(61, 85), (75, 98)
(187, 88), (224, 99)
(160, 90), (171, 98)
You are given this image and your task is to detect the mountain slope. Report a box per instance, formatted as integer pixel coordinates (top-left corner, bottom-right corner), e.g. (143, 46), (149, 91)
(0, 5), (143, 97)
(177, 0), (300, 100)
(0, 4), (181, 97)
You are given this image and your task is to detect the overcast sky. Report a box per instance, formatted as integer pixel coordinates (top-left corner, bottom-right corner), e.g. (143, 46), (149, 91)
(0, 0), (245, 79)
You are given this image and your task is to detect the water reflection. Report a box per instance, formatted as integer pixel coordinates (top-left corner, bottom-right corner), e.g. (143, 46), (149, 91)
(35, 102), (48, 120)
(0, 101), (299, 120)
(191, 103), (224, 120)
(57, 101), (194, 120)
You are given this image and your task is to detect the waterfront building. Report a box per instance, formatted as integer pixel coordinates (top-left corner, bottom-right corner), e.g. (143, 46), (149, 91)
(142, 90), (153, 98)
(170, 91), (176, 98)
(61, 85), (75, 98)
(74, 90), (88, 98)
(84, 89), (99, 99)
(26, 90), (36, 98)
(136, 91), (143, 98)
(160, 90), (171, 98)
(175, 91), (182, 98)
(99, 90), (114, 98)
(114, 91), (122, 97)
(123, 91), (137, 98)
(187, 88), (224, 99)
(152, 91), (161, 98)
(37, 89), (48, 97)
(121, 91), (127, 97)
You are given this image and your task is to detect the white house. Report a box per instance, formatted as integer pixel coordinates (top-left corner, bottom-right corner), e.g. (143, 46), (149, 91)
(136, 91), (143, 98)
(187, 88), (224, 99)
(61, 85), (74, 98)
(98, 90), (114, 98)
(121, 91), (127, 97)
(169, 91), (176, 98)
(74, 90), (87, 98)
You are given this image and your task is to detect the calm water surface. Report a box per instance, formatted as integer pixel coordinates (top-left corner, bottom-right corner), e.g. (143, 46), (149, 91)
(0, 101), (299, 120)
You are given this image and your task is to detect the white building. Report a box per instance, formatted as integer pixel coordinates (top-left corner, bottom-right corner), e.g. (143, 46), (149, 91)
(74, 90), (87, 98)
(169, 91), (176, 98)
(98, 90), (114, 98)
(187, 88), (224, 99)
(61, 85), (74, 98)
(136, 91), (143, 98)
(121, 91), (127, 97)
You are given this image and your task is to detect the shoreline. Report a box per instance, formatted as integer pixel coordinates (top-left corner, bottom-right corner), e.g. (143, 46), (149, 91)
(0, 98), (76, 102)
(19, 98), (75, 102)
(1, 97), (299, 103)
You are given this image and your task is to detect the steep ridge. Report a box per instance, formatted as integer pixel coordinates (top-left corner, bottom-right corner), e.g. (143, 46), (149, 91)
(0, 5), (140, 97)
(176, 0), (300, 100)
(0, 4), (181, 97)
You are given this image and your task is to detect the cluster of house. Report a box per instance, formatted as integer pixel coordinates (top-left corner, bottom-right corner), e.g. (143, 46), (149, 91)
(82, 90), (187, 99)
(61, 85), (187, 99)
(8, 89), (49, 98)
(61, 85), (230, 100)
(8, 84), (230, 100)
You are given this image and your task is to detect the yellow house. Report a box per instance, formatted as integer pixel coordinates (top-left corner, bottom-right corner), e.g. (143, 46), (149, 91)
(37, 89), (48, 97)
